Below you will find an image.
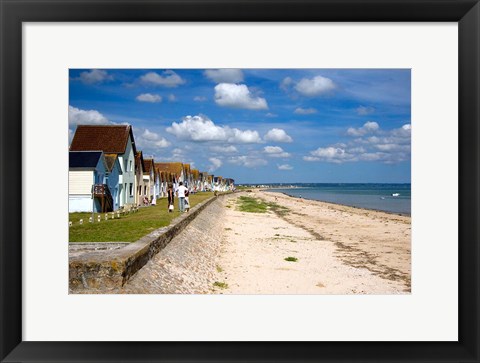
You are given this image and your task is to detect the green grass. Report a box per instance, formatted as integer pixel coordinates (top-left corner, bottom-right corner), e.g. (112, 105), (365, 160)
(213, 281), (229, 289)
(237, 196), (290, 216)
(237, 196), (269, 213)
(69, 192), (213, 242)
(284, 256), (298, 262)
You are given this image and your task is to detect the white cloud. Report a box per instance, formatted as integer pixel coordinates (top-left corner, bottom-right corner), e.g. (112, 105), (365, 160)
(194, 96), (207, 102)
(266, 113), (277, 118)
(356, 105), (375, 115)
(78, 69), (113, 84)
(295, 76), (336, 96)
(263, 146), (290, 158)
(278, 164), (293, 170)
(136, 93), (162, 103)
(280, 77), (293, 91)
(140, 70), (185, 87)
(231, 129), (262, 143)
(208, 157), (223, 172)
(168, 94), (177, 102)
(214, 83), (268, 110)
(136, 129), (171, 149)
(305, 147), (353, 163)
(294, 107), (317, 115)
(68, 105), (110, 127)
(305, 123), (411, 164)
(204, 69), (244, 83)
(166, 115), (262, 144)
(228, 155), (267, 168)
(347, 121), (380, 136)
(210, 145), (238, 153)
(264, 128), (293, 143)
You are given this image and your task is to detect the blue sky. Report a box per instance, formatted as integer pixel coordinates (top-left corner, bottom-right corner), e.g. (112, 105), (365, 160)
(69, 68), (411, 184)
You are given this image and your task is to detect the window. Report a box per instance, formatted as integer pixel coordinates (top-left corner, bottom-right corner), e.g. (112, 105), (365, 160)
(129, 160), (133, 172)
(129, 183), (133, 197)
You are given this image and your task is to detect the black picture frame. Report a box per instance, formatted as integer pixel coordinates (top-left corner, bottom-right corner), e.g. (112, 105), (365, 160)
(1, 1), (479, 362)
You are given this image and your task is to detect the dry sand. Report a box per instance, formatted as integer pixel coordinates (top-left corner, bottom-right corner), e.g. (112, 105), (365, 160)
(214, 190), (411, 294)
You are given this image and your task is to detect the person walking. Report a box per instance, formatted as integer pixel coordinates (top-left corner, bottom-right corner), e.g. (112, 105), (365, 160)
(176, 182), (188, 212)
(167, 183), (174, 213)
(184, 189), (190, 212)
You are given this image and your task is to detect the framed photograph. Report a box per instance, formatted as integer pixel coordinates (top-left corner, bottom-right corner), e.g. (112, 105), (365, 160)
(1, 0), (479, 362)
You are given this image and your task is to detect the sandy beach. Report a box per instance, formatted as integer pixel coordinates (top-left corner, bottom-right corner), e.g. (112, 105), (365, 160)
(214, 190), (411, 294)
(110, 190), (411, 294)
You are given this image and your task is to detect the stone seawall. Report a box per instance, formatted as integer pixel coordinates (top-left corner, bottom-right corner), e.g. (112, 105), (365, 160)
(69, 195), (220, 292)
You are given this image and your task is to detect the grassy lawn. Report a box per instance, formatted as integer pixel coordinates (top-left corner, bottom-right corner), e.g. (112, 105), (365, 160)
(69, 192), (213, 242)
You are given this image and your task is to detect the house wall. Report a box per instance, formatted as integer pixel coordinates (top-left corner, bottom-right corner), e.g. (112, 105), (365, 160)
(135, 166), (145, 206)
(106, 160), (121, 211)
(118, 137), (135, 207)
(69, 159), (107, 213)
(142, 175), (150, 204)
(149, 170), (155, 198)
(69, 170), (94, 194)
(69, 195), (94, 213)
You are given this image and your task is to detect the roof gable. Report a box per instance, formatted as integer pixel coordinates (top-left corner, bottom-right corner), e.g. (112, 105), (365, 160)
(104, 153), (120, 173)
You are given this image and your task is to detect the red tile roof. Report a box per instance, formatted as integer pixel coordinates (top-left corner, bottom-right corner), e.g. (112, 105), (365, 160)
(70, 125), (136, 154)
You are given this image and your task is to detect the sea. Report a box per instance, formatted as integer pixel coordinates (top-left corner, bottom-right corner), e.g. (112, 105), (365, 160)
(264, 183), (411, 215)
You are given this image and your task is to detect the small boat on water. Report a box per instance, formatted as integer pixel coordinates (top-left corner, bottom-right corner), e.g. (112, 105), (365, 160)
(391, 193), (400, 197)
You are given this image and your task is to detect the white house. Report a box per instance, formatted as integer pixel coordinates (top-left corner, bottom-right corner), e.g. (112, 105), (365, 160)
(69, 151), (108, 213)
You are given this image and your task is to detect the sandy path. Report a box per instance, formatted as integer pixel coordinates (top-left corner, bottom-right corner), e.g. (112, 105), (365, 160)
(215, 191), (410, 294)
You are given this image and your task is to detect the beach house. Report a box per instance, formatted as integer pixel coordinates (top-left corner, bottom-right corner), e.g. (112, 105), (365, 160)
(69, 151), (109, 213)
(70, 125), (137, 208)
(155, 162), (184, 190)
(143, 158), (155, 204)
(183, 163), (192, 188)
(207, 174), (214, 191)
(191, 169), (200, 192)
(155, 165), (169, 198)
